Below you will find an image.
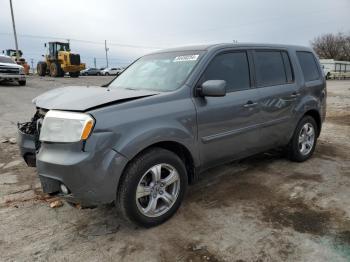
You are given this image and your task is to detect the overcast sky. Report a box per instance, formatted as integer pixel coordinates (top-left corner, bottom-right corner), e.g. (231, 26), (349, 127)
(0, 0), (349, 68)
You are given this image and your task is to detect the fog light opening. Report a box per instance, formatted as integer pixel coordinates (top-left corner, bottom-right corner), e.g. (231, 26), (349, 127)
(60, 184), (70, 195)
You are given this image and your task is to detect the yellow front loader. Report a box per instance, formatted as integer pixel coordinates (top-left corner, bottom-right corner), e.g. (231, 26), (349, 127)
(37, 42), (85, 78)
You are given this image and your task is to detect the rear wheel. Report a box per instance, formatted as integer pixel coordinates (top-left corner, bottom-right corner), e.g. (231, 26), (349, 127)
(287, 116), (318, 162)
(96, 72), (101, 76)
(105, 72), (109, 76)
(69, 71), (80, 78)
(49, 62), (62, 77)
(117, 148), (187, 227)
(37, 62), (47, 76)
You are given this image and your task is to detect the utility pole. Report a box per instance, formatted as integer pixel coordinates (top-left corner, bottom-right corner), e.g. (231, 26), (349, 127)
(94, 57), (96, 68)
(9, 0), (19, 61)
(30, 58), (34, 74)
(104, 40), (109, 68)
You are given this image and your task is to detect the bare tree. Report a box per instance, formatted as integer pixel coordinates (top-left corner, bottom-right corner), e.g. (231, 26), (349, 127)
(311, 32), (350, 60)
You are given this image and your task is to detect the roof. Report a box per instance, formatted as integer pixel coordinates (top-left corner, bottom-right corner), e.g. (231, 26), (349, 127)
(150, 42), (312, 54)
(48, 42), (70, 44)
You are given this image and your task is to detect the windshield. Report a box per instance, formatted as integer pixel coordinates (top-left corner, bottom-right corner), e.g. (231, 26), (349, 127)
(108, 51), (204, 92)
(57, 43), (70, 52)
(0, 56), (15, 64)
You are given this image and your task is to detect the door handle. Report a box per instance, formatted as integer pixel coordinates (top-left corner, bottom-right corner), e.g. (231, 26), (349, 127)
(243, 101), (258, 108)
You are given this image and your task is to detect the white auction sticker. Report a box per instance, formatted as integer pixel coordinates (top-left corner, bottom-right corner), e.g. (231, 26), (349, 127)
(173, 55), (199, 62)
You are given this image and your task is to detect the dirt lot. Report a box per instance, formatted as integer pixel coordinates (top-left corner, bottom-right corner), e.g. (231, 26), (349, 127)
(0, 77), (349, 261)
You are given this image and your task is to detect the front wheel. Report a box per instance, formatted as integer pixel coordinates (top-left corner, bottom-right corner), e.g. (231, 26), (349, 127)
(287, 116), (318, 162)
(117, 148), (187, 227)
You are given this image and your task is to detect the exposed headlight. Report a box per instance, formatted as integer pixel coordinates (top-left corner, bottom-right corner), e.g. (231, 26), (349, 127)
(19, 67), (24, 74)
(39, 110), (95, 143)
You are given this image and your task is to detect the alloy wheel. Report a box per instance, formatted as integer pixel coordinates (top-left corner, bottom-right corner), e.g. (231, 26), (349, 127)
(298, 123), (315, 156)
(136, 163), (180, 217)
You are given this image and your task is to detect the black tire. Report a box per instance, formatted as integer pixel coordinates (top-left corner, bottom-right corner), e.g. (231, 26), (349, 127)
(96, 72), (101, 76)
(105, 72), (109, 76)
(117, 147), (188, 228)
(49, 62), (62, 77)
(37, 62), (47, 76)
(287, 116), (318, 162)
(18, 80), (26, 86)
(69, 71), (80, 78)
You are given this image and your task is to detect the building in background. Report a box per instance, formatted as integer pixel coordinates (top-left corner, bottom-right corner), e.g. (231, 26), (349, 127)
(320, 59), (350, 79)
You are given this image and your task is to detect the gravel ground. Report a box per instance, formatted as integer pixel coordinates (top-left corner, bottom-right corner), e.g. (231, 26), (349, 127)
(0, 76), (349, 261)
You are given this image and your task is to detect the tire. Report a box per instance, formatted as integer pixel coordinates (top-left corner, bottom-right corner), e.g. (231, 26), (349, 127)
(96, 72), (101, 76)
(37, 62), (47, 76)
(69, 71), (80, 78)
(49, 62), (62, 77)
(105, 72), (109, 76)
(287, 116), (318, 162)
(117, 147), (188, 228)
(18, 80), (26, 86)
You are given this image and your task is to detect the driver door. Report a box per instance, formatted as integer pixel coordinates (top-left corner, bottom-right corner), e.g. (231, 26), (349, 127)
(193, 51), (264, 169)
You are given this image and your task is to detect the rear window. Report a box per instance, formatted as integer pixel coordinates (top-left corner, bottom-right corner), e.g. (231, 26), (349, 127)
(296, 51), (320, 82)
(254, 51), (293, 87)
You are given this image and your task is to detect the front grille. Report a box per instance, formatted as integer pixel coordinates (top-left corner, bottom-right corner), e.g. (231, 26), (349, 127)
(0, 66), (19, 75)
(70, 54), (81, 65)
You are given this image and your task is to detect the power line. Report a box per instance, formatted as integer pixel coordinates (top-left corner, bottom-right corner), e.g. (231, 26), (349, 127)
(0, 32), (163, 49)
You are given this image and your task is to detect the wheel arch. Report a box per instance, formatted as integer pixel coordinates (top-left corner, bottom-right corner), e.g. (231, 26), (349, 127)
(303, 109), (322, 137)
(119, 140), (197, 187)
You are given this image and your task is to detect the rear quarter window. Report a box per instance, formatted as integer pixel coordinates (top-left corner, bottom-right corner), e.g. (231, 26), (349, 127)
(296, 51), (320, 82)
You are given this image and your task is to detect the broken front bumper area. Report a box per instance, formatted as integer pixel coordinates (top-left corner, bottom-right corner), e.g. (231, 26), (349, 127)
(17, 110), (44, 167)
(18, 111), (129, 206)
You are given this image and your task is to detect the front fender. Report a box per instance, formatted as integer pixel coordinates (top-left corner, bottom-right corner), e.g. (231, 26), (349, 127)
(115, 126), (198, 166)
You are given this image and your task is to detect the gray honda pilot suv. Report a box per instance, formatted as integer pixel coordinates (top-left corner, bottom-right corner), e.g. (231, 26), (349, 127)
(18, 43), (326, 227)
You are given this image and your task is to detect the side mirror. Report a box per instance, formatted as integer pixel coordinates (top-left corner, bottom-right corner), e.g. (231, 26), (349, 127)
(198, 80), (226, 97)
(41, 55), (44, 57)
(44, 43), (47, 47)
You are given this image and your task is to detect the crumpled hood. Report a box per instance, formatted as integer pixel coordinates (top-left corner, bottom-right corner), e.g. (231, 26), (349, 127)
(32, 86), (159, 111)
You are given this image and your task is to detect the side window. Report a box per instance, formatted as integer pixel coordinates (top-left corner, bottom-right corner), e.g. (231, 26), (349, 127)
(296, 51), (320, 82)
(254, 51), (288, 87)
(201, 52), (250, 92)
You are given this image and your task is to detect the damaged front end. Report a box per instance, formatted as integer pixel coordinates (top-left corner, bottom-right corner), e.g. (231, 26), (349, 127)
(17, 108), (47, 167)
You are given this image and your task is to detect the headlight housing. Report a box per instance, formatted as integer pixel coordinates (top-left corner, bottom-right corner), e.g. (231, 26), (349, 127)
(39, 110), (95, 143)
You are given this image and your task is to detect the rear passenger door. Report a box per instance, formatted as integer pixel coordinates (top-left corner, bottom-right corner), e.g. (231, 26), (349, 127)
(252, 50), (300, 147)
(194, 51), (264, 168)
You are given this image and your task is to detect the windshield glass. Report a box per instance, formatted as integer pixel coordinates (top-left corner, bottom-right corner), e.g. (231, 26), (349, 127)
(108, 51), (204, 92)
(57, 43), (70, 51)
(0, 56), (15, 64)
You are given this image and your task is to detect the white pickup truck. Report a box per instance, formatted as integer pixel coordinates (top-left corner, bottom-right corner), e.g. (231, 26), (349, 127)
(0, 54), (26, 86)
